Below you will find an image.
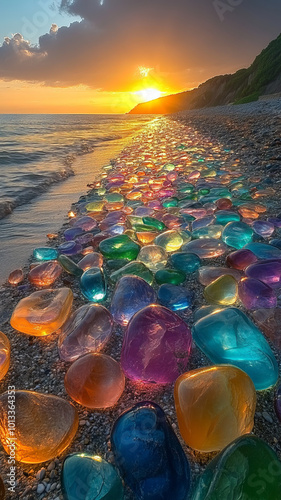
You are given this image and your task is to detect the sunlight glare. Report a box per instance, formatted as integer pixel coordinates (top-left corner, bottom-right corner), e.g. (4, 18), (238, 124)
(135, 88), (163, 102)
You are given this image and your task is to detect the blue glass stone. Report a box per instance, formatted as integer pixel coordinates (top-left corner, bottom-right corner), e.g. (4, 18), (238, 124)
(171, 252), (201, 273)
(245, 242), (281, 259)
(110, 276), (156, 326)
(193, 307), (278, 390)
(158, 284), (193, 311)
(33, 247), (58, 261)
(63, 227), (84, 241)
(59, 241), (82, 256)
(80, 267), (107, 302)
(111, 402), (191, 500)
(62, 452), (124, 500)
(269, 239), (281, 250)
(222, 222), (253, 249)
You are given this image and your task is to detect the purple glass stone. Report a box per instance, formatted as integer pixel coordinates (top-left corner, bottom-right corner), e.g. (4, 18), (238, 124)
(121, 304), (192, 384)
(238, 278), (277, 310)
(245, 260), (281, 288)
(58, 240), (82, 256)
(74, 216), (97, 231)
(64, 227), (84, 241)
(100, 212), (126, 231)
(111, 276), (157, 326)
(268, 218), (281, 228)
(252, 220), (275, 238)
(275, 385), (281, 423)
(226, 249), (258, 270)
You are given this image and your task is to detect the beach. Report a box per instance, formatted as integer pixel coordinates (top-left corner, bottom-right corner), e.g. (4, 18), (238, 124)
(0, 105), (281, 499)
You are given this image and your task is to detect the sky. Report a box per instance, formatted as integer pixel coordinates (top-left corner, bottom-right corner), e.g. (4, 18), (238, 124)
(0, 0), (281, 113)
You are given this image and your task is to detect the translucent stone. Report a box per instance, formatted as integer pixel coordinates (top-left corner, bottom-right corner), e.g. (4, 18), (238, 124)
(62, 453), (124, 500)
(182, 238), (227, 258)
(111, 276), (156, 326)
(193, 307), (278, 390)
(245, 259), (281, 288)
(110, 261), (153, 285)
(58, 255), (83, 277)
(222, 221), (253, 249)
(28, 261), (62, 287)
(171, 252), (201, 273)
(204, 275), (238, 305)
(192, 436), (281, 500)
(174, 365), (256, 452)
(158, 284), (193, 311)
(64, 227), (84, 241)
(251, 308), (281, 349)
(136, 231), (158, 244)
(99, 235), (140, 260)
(198, 266), (242, 286)
(64, 353), (125, 409)
(155, 269), (186, 285)
(58, 304), (113, 362)
(0, 391), (78, 463)
(78, 252), (103, 271)
(137, 245), (168, 271)
(142, 216), (166, 231)
(252, 220), (275, 237)
(192, 225), (223, 239)
(10, 288), (73, 336)
(33, 247), (58, 261)
(86, 201), (105, 212)
(74, 215), (98, 231)
(154, 230), (191, 252)
(192, 216), (214, 230)
(275, 385), (281, 422)
(111, 402), (191, 500)
(58, 240), (82, 256)
(239, 278), (277, 309)
(215, 210), (240, 225)
(80, 267), (107, 302)
(0, 331), (10, 381)
(226, 249), (258, 270)
(121, 305), (192, 384)
(8, 268), (24, 285)
(245, 242), (281, 259)
(194, 305), (225, 322)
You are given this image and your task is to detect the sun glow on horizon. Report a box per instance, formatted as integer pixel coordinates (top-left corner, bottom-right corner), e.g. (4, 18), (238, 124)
(134, 88), (163, 103)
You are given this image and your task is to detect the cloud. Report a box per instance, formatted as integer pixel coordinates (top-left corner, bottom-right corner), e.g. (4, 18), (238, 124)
(0, 0), (281, 91)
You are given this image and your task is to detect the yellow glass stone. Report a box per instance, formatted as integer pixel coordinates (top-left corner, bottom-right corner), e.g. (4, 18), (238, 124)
(0, 331), (10, 381)
(174, 365), (256, 452)
(204, 274), (238, 305)
(10, 288), (73, 336)
(0, 391), (78, 463)
(85, 201), (105, 212)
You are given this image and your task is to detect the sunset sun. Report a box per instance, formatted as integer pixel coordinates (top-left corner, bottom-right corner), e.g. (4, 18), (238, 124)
(135, 88), (163, 102)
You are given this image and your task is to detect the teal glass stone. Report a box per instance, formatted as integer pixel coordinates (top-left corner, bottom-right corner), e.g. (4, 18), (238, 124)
(171, 252), (201, 273)
(58, 255), (83, 277)
(193, 307), (278, 390)
(222, 222), (253, 249)
(33, 247), (58, 261)
(106, 259), (130, 271)
(110, 261), (153, 285)
(155, 269), (186, 285)
(142, 216), (166, 231)
(215, 210), (240, 225)
(162, 197), (178, 208)
(192, 435), (281, 500)
(99, 235), (140, 260)
(62, 453), (124, 500)
(80, 267), (107, 302)
(245, 242), (281, 260)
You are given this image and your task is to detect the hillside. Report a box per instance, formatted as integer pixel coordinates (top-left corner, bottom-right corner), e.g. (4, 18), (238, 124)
(129, 33), (281, 114)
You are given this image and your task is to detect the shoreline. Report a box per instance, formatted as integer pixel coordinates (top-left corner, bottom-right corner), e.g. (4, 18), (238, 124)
(0, 112), (280, 499)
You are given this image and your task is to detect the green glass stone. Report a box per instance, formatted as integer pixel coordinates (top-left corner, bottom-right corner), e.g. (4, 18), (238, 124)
(192, 435), (281, 500)
(99, 235), (140, 261)
(155, 269), (186, 285)
(110, 261), (154, 285)
(133, 224), (158, 233)
(62, 452), (124, 500)
(198, 188), (210, 196)
(142, 217), (166, 231)
(58, 255), (83, 277)
(163, 163), (175, 171)
(163, 198), (179, 208)
(104, 193), (124, 203)
(106, 259), (130, 271)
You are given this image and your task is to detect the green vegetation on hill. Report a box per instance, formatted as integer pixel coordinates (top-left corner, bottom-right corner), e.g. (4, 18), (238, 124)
(129, 33), (281, 114)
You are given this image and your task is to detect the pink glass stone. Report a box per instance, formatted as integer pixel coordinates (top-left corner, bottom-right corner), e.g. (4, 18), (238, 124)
(8, 269), (24, 285)
(182, 238), (227, 258)
(238, 278), (277, 310)
(78, 253), (103, 271)
(28, 261), (62, 287)
(58, 304), (113, 362)
(121, 304), (192, 384)
(226, 249), (258, 270)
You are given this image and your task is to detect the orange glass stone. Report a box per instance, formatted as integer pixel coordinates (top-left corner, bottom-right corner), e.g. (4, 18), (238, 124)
(81, 246), (94, 256)
(64, 353), (125, 409)
(28, 261), (62, 287)
(0, 331), (10, 381)
(0, 391), (78, 463)
(10, 288), (73, 336)
(174, 365), (256, 453)
(8, 268), (24, 285)
(136, 231), (158, 244)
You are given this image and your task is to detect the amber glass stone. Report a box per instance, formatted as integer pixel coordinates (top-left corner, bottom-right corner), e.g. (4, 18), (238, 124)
(0, 331), (10, 381)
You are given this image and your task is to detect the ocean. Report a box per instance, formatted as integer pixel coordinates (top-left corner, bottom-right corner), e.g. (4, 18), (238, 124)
(0, 114), (155, 283)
